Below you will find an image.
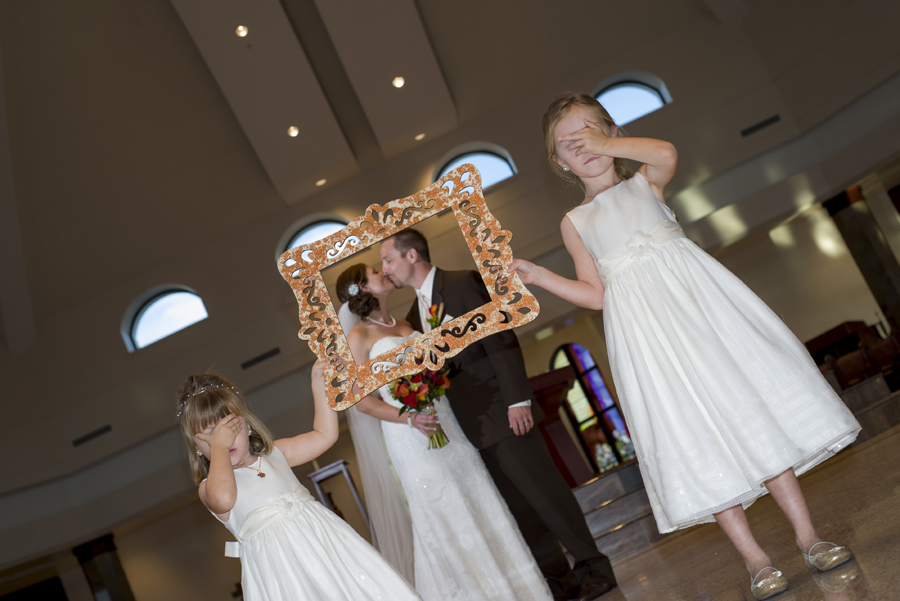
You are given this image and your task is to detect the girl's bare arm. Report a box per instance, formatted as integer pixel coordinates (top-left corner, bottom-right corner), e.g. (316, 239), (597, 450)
(276, 361), (340, 467)
(508, 216), (606, 310)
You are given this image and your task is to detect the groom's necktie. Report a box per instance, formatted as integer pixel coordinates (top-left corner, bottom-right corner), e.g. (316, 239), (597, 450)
(418, 291), (432, 333)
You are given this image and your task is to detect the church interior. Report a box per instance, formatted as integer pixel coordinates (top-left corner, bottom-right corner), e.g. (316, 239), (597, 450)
(1, 0), (899, 599)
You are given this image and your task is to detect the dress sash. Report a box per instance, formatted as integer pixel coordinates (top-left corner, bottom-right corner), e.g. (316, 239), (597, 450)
(224, 488), (315, 557)
(596, 219), (685, 283)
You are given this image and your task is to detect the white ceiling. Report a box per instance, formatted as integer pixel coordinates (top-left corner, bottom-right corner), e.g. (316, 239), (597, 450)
(2, 0), (900, 568)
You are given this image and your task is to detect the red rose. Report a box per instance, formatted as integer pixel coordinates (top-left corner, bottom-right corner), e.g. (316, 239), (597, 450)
(403, 395), (418, 407)
(411, 374), (422, 384)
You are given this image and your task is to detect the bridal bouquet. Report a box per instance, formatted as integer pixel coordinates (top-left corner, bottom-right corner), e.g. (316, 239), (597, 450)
(391, 369), (451, 449)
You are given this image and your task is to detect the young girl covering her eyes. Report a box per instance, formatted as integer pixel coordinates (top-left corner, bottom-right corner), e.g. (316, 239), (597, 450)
(509, 92), (860, 600)
(177, 361), (421, 601)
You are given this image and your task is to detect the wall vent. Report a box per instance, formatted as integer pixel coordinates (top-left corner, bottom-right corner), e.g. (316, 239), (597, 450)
(72, 424), (112, 447)
(741, 115), (780, 137)
(241, 347), (281, 370)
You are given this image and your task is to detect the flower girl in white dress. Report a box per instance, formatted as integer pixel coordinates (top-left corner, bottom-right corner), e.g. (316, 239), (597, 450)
(509, 93), (861, 600)
(177, 363), (421, 601)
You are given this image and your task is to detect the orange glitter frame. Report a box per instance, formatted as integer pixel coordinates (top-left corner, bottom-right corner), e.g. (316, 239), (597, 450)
(276, 165), (540, 409)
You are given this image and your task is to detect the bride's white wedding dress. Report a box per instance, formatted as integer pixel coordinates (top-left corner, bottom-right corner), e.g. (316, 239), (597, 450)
(370, 333), (552, 601)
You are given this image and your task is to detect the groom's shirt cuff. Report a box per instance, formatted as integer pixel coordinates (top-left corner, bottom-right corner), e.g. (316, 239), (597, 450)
(508, 400), (532, 408)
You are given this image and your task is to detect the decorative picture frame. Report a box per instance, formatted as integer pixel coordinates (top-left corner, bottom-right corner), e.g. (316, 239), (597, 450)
(277, 165), (540, 409)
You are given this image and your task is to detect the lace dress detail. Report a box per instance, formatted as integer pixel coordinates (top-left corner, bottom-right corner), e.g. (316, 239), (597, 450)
(566, 171), (861, 533)
(370, 334), (552, 601)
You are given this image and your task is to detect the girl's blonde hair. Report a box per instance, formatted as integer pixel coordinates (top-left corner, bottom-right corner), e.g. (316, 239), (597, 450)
(176, 374), (274, 485)
(542, 92), (633, 191)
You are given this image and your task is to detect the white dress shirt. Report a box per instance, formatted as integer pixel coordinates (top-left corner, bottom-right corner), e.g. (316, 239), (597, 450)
(416, 266), (530, 409)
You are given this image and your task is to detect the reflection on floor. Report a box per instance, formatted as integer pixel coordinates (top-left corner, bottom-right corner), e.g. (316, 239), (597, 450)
(603, 424), (900, 601)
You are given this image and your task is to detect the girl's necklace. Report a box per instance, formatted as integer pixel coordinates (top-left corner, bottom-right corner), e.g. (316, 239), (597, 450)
(242, 456), (266, 478)
(368, 314), (396, 328)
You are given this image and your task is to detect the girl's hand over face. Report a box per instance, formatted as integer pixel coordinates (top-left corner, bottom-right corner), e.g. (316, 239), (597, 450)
(559, 119), (613, 159)
(196, 413), (242, 452)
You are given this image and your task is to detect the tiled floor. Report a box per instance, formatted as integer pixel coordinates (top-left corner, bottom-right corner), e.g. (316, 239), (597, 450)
(602, 425), (900, 600)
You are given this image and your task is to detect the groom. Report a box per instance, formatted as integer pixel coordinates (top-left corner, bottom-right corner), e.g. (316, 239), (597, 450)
(381, 229), (617, 601)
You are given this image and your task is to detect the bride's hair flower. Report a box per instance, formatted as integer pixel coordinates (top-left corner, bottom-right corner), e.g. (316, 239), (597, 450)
(347, 283), (360, 296)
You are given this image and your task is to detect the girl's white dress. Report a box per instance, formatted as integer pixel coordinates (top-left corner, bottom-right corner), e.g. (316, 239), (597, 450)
(210, 446), (421, 601)
(370, 334), (553, 601)
(566, 171), (861, 533)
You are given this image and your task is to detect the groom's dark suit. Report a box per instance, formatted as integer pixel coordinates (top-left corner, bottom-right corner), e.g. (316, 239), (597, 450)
(406, 268), (616, 600)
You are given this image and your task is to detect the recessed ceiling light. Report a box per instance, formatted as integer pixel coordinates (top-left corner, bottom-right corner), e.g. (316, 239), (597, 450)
(236, 25), (248, 37)
(287, 126), (299, 137)
(392, 77), (405, 88)
(414, 133), (425, 141)
(316, 179), (327, 187)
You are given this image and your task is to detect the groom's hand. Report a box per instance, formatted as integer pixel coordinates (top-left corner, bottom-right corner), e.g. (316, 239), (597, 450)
(508, 406), (534, 436)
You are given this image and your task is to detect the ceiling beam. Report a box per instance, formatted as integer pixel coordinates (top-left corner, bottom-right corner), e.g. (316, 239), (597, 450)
(0, 23), (37, 354)
(171, 0), (358, 203)
(280, 0), (384, 170)
(313, 0), (456, 158)
(702, 0), (749, 24)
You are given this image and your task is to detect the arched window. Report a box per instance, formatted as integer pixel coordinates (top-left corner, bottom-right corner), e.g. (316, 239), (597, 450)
(552, 343), (635, 473)
(126, 288), (208, 351)
(286, 219), (347, 251)
(434, 147), (516, 190)
(593, 72), (671, 126)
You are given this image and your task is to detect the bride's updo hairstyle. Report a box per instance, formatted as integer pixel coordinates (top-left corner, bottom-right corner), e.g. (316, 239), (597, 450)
(542, 92), (632, 191)
(337, 263), (378, 320)
(176, 374), (274, 484)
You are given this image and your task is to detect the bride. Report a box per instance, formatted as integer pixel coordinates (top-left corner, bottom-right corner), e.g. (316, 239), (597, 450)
(335, 263), (552, 601)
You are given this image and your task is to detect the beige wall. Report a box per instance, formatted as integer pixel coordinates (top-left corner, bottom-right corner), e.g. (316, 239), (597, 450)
(713, 204), (886, 342)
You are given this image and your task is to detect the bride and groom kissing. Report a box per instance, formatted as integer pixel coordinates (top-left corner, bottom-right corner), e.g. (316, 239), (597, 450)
(335, 228), (617, 601)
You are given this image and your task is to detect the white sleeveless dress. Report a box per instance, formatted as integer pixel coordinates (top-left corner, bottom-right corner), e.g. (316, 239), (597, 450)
(566, 171), (861, 533)
(210, 446), (421, 601)
(370, 334), (553, 601)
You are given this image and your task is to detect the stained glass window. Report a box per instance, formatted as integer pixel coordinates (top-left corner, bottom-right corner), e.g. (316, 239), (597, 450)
(551, 343), (636, 473)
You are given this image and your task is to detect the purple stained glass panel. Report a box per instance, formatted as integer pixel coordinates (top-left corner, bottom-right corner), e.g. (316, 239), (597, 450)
(601, 408), (629, 438)
(584, 369), (615, 409)
(570, 344), (596, 372)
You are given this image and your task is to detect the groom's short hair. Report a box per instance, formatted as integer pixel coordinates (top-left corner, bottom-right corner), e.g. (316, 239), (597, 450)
(391, 229), (431, 263)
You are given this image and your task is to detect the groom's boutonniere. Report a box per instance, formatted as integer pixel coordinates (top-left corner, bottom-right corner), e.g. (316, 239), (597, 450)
(426, 302), (445, 329)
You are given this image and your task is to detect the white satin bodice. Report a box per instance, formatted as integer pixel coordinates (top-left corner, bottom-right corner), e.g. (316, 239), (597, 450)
(566, 171), (684, 283)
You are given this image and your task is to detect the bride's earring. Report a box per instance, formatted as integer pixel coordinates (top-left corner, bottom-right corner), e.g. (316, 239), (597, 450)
(196, 449), (202, 456)
(249, 428), (253, 436)
(563, 166), (569, 171)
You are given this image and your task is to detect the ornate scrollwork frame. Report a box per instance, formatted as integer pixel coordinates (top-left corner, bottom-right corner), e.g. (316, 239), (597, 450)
(276, 165), (540, 409)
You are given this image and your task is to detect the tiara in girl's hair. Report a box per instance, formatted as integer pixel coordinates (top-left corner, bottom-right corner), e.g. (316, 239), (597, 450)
(176, 384), (237, 417)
